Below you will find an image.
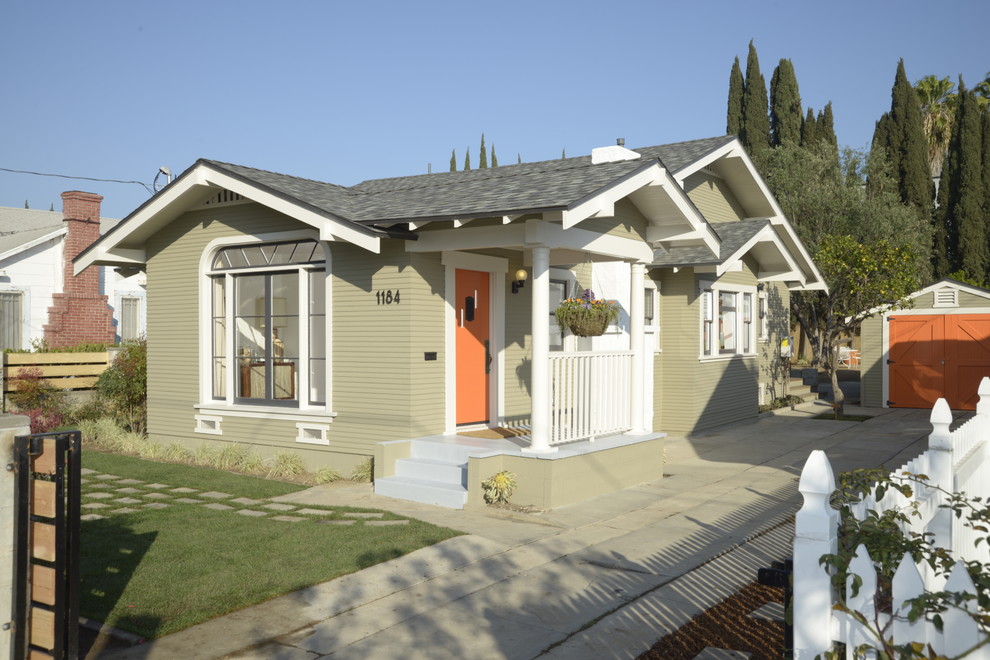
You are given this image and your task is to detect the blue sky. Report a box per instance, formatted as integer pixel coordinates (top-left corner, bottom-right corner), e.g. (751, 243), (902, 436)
(2, 0), (986, 219)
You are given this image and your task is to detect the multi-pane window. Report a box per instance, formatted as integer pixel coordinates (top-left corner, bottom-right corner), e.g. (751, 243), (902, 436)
(549, 278), (568, 350)
(119, 296), (141, 341)
(209, 239), (326, 407)
(0, 292), (22, 351)
(701, 286), (757, 358)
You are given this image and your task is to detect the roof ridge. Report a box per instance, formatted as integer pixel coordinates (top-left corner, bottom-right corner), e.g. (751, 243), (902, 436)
(201, 159), (355, 195)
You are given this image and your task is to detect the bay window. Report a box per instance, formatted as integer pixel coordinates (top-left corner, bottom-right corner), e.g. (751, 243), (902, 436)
(208, 239), (326, 407)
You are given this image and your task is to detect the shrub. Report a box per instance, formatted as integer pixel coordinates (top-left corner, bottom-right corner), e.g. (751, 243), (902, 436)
(7, 367), (67, 433)
(481, 470), (517, 505)
(351, 457), (374, 483)
(314, 465), (342, 484)
(95, 340), (147, 433)
(266, 451), (305, 480)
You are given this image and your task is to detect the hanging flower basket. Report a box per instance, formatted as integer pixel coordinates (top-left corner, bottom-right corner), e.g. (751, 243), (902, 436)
(554, 289), (620, 337)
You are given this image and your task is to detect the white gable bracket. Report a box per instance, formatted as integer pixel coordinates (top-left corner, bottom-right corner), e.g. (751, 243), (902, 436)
(562, 165), (666, 229)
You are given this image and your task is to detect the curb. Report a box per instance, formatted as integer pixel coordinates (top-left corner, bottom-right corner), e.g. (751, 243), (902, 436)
(79, 617), (146, 647)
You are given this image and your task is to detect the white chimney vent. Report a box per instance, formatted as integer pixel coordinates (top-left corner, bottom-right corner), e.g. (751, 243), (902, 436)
(591, 144), (642, 164)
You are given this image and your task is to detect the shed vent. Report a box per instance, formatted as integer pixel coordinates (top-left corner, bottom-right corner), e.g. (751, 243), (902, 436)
(933, 288), (958, 308)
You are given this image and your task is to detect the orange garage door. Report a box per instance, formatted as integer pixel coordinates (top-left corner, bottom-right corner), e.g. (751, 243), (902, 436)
(888, 314), (990, 410)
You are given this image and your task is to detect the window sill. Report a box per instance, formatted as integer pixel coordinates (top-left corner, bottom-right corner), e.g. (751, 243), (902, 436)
(194, 403), (337, 423)
(698, 354), (758, 363)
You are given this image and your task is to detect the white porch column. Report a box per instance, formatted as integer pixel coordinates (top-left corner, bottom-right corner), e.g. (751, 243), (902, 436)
(526, 245), (556, 453)
(629, 262), (648, 434)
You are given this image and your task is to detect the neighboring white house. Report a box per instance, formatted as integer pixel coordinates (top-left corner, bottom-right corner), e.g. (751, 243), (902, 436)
(0, 199), (146, 351)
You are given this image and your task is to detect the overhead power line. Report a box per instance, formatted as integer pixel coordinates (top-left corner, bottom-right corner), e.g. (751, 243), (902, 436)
(0, 166), (155, 194)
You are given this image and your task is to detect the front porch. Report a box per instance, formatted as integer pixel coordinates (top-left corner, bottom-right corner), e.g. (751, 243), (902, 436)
(374, 430), (666, 510)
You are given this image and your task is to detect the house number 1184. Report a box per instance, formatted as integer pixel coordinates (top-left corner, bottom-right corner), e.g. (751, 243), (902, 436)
(376, 290), (400, 305)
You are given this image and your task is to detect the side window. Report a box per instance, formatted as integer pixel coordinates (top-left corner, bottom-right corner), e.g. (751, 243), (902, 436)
(0, 291), (22, 351)
(549, 278), (568, 350)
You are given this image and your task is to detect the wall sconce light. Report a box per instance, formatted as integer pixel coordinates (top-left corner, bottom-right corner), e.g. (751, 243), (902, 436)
(512, 268), (528, 294)
(757, 282), (765, 292)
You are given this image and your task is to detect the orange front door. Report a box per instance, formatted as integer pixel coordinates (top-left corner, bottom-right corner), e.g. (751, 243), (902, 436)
(889, 314), (990, 410)
(455, 269), (490, 425)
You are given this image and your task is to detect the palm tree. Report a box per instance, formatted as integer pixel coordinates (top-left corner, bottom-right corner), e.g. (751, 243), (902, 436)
(914, 75), (956, 177)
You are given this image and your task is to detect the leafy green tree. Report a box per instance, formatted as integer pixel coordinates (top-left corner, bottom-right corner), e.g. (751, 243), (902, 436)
(96, 340), (148, 434)
(761, 143), (930, 412)
(449, 149), (457, 172)
(770, 58), (802, 146)
(741, 41), (770, 157)
(914, 74), (956, 177)
(463, 147), (471, 171)
(801, 107), (818, 146)
(479, 133), (488, 169)
(942, 84), (987, 283)
(491, 144), (498, 168)
(727, 56), (745, 135)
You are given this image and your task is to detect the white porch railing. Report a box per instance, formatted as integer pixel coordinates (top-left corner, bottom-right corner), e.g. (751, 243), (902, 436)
(794, 378), (990, 658)
(549, 350), (632, 446)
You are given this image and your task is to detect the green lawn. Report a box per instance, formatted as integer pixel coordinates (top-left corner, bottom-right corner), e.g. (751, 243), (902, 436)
(80, 452), (461, 639)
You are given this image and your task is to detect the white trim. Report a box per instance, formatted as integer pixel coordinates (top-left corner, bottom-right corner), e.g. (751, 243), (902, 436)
(644, 280), (660, 353)
(0, 228), (65, 263)
(698, 280), (758, 359)
(194, 414), (223, 435)
(442, 252), (508, 433)
(194, 403), (338, 422)
(197, 230), (332, 412)
(862, 279), (990, 318)
(295, 422), (331, 446)
(932, 287), (958, 308)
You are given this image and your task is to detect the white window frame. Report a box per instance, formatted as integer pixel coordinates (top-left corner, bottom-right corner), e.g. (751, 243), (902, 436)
(0, 289), (25, 352)
(758, 290), (769, 342)
(644, 281), (660, 353)
(699, 281), (758, 360)
(194, 414), (223, 435)
(195, 231), (335, 423)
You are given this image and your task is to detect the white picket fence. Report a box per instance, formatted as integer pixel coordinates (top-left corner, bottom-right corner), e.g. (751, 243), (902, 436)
(548, 350), (632, 445)
(794, 377), (990, 659)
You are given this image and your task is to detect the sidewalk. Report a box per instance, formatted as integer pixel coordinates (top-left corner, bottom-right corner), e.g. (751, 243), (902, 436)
(99, 401), (936, 660)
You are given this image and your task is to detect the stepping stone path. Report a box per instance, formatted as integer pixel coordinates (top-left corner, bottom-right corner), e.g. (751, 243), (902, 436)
(695, 650), (752, 659)
(79, 472), (407, 526)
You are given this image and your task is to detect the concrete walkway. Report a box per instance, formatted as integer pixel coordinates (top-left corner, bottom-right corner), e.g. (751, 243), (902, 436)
(99, 401), (939, 660)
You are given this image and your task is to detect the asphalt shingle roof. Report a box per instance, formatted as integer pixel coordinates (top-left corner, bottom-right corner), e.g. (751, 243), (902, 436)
(650, 218), (768, 267)
(0, 206), (118, 258)
(200, 135), (737, 227)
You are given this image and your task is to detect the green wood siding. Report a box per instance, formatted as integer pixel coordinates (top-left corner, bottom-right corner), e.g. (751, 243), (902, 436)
(682, 172), (746, 224)
(144, 202), (448, 464)
(577, 200), (648, 242)
(861, 315), (884, 408)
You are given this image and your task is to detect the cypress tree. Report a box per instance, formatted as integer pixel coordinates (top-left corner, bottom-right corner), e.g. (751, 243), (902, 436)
(770, 58), (802, 146)
(517, 153), (522, 165)
(887, 60), (933, 220)
(479, 134), (488, 169)
(561, 148), (566, 159)
(872, 113), (891, 152)
(23, 200), (28, 209)
(727, 56), (744, 136)
(741, 41), (770, 157)
(464, 147), (471, 171)
(801, 108), (818, 146)
(947, 84), (987, 282)
(450, 149), (457, 172)
(819, 102), (837, 147)
(491, 144), (498, 168)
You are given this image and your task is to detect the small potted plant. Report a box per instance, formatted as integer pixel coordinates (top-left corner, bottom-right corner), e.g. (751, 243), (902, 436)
(554, 289), (620, 337)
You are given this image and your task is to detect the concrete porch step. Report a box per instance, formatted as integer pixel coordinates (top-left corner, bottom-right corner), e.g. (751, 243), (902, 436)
(374, 475), (468, 509)
(393, 457), (467, 487)
(786, 378), (819, 402)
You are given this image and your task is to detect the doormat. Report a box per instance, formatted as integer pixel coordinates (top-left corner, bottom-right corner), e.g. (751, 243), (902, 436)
(459, 427), (530, 439)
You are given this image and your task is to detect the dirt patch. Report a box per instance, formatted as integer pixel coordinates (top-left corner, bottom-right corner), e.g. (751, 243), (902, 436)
(637, 582), (785, 659)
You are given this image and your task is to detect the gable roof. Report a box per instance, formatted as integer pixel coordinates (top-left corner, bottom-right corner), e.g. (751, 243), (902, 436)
(0, 206), (117, 262)
(76, 135), (824, 290)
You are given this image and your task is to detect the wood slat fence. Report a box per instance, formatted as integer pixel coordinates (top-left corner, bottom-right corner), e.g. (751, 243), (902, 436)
(1, 352), (111, 410)
(794, 377), (990, 658)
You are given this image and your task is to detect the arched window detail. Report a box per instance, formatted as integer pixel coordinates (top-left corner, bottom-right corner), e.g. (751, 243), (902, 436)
(208, 239), (327, 407)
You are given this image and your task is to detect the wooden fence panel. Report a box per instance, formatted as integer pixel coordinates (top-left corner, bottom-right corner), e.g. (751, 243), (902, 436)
(2, 352), (110, 398)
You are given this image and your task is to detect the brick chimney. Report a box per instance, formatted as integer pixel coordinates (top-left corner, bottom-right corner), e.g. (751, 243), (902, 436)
(44, 191), (116, 347)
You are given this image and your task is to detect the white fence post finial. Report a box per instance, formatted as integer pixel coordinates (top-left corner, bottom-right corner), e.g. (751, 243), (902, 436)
(927, 398), (953, 550)
(794, 450), (839, 659)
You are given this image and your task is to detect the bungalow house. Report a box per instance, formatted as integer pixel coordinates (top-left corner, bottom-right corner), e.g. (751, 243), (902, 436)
(0, 193), (147, 351)
(76, 135), (824, 509)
